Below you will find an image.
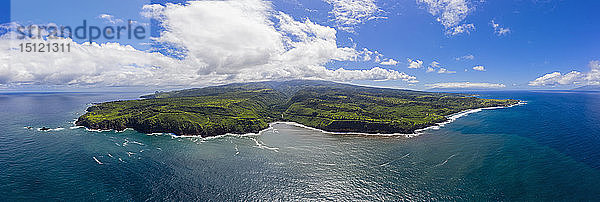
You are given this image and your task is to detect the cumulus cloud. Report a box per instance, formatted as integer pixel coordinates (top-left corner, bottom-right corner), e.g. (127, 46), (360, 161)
(0, 38), (183, 86)
(0, 0), (417, 87)
(449, 23), (475, 35)
(437, 68), (456, 74)
(380, 58), (398, 65)
(423, 61), (454, 73)
(324, 0), (384, 32)
(528, 71), (583, 86)
(426, 66), (435, 73)
(417, 0), (475, 35)
(586, 60), (600, 85)
(472, 65), (485, 71)
(456, 54), (474, 60)
(407, 58), (424, 69)
(322, 67), (416, 81)
(98, 14), (124, 24)
(529, 60), (600, 86)
(427, 82), (506, 89)
(357, 48), (385, 62)
(491, 20), (510, 36)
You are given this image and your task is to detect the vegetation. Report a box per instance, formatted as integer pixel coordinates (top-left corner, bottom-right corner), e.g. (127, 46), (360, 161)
(76, 80), (519, 136)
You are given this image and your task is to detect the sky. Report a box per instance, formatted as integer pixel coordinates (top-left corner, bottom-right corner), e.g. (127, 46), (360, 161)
(0, 0), (599, 92)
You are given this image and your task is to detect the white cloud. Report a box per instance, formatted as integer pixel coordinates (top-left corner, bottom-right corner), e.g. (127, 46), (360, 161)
(98, 14), (124, 24)
(472, 65), (485, 71)
(491, 20), (510, 36)
(407, 58), (424, 69)
(425, 61), (444, 73)
(324, 0), (384, 32)
(417, 0), (475, 35)
(357, 48), (385, 62)
(427, 82), (506, 89)
(586, 60), (600, 85)
(0, 38), (182, 86)
(449, 23), (475, 35)
(437, 68), (456, 74)
(529, 60), (600, 86)
(528, 71), (582, 86)
(1, 0), (417, 87)
(322, 67), (416, 81)
(380, 58), (399, 66)
(456, 54), (474, 60)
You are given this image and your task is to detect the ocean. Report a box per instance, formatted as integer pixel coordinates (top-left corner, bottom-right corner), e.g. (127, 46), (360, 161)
(1, 91), (599, 200)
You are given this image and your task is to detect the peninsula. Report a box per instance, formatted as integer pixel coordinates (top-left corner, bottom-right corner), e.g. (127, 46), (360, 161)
(76, 80), (518, 136)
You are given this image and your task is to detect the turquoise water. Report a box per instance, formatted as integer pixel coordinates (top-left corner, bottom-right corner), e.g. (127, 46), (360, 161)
(1, 91), (599, 200)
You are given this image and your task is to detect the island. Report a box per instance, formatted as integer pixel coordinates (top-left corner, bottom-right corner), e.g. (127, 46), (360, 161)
(76, 80), (519, 137)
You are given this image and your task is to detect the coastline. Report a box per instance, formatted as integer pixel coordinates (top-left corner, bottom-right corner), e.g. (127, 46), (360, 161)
(74, 101), (526, 139)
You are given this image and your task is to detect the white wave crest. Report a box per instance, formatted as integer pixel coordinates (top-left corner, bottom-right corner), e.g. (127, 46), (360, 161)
(93, 156), (103, 165)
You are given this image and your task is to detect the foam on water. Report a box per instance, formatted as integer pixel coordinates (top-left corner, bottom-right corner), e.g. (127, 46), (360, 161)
(251, 138), (279, 152)
(122, 138), (144, 146)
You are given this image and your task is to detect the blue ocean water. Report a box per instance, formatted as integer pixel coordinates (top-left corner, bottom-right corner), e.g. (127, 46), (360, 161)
(0, 91), (599, 200)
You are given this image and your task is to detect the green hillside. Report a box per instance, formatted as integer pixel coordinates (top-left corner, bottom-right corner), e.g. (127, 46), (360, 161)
(76, 80), (518, 136)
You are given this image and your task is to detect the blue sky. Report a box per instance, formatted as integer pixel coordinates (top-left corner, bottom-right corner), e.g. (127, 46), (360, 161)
(9, 0), (151, 49)
(1, 0), (599, 91)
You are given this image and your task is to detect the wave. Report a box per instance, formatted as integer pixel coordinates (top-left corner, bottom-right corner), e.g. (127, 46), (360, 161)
(379, 153), (410, 167)
(167, 129), (266, 140)
(70, 118), (134, 133)
(434, 153), (458, 167)
(269, 122), (421, 138)
(84, 128), (113, 132)
(251, 138), (279, 152)
(122, 138), (145, 146)
(93, 156), (103, 165)
(115, 128), (134, 133)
